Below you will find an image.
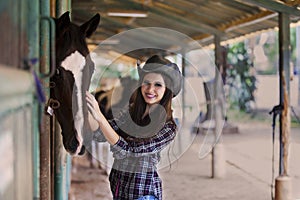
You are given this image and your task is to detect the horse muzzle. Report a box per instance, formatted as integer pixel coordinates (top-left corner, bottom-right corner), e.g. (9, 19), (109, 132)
(62, 129), (85, 156)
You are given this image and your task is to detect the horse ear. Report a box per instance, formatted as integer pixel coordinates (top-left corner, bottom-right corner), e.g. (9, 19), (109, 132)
(56, 11), (71, 28)
(80, 13), (100, 38)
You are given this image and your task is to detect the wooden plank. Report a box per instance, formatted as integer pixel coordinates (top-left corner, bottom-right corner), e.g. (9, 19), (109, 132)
(158, 1), (218, 23)
(192, 10), (277, 41)
(96, 0), (224, 36)
(220, 11), (277, 31)
(242, 0), (300, 16)
(143, 4), (224, 36)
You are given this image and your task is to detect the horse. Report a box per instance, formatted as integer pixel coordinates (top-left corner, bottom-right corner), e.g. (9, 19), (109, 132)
(49, 11), (100, 155)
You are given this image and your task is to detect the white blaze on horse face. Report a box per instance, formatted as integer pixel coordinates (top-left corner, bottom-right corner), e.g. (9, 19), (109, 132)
(61, 51), (86, 155)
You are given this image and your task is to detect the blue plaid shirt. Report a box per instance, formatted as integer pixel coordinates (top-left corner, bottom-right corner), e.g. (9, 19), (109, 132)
(93, 111), (177, 200)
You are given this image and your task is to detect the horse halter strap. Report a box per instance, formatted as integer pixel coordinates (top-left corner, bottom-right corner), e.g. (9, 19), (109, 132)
(46, 98), (60, 116)
(46, 72), (61, 116)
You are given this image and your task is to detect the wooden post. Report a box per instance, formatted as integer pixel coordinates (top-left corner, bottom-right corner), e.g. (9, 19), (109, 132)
(275, 12), (292, 200)
(212, 35), (226, 178)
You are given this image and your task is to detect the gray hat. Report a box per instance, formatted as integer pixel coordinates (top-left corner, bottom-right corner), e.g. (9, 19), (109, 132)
(137, 55), (182, 97)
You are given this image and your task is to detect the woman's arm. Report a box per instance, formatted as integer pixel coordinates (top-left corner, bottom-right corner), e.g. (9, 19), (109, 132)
(86, 91), (120, 145)
(86, 91), (176, 159)
(110, 121), (176, 159)
(88, 111), (100, 132)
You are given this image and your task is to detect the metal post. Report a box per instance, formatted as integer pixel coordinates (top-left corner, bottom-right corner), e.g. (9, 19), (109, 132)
(296, 26), (300, 106)
(54, 1), (71, 200)
(275, 12), (292, 200)
(27, 0), (40, 199)
(40, 1), (51, 200)
(54, 121), (67, 200)
(175, 52), (185, 154)
(181, 51), (186, 122)
(56, 0), (70, 17)
(212, 35), (226, 178)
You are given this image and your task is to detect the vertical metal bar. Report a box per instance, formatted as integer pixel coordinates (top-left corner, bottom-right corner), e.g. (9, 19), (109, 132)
(56, 0), (63, 17)
(40, 1), (51, 200)
(54, 1), (71, 200)
(67, 0), (72, 18)
(50, 0), (56, 17)
(56, 0), (68, 16)
(181, 51), (186, 122)
(278, 12), (291, 176)
(65, 154), (72, 198)
(40, 17), (56, 78)
(27, 0), (40, 199)
(18, 0), (25, 69)
(54, 120), (66, 200)
(296, 26), (300, 106)
(54, 1), (64, 199)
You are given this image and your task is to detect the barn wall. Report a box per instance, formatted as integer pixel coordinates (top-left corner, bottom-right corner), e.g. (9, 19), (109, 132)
(0, 0), (38, 199)
(0, 66), (34, 200)
(0, 1), (29, 68)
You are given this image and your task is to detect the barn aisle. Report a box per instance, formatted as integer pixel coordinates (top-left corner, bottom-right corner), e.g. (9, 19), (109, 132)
(67, 121), (300, 200)
(69, 154), (113, 200)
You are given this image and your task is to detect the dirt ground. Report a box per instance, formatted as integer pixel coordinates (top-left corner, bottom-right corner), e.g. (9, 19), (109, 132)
(69, 154), (113, 200)
(69, 118), (300, 200)
(69, 75), (300, 199)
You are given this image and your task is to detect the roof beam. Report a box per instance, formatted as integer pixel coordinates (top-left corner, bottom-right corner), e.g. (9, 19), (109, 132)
(75, 12), (189, 55)
(129, 0), (224, 36)
(154, 0), (218, 20)
(221, 11), (277, 32)
(239, 0), (300, 16)
(73, 2), (224, 36)
(216, 0), (261, 11)
(192, 10), (276, 41)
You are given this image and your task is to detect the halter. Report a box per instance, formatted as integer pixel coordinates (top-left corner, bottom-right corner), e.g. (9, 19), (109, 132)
(45, 69), (61, 116)
(46, 98), (60, 116)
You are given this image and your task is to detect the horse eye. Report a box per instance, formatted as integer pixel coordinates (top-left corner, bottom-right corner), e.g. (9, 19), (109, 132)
(56, 68), (60, 75)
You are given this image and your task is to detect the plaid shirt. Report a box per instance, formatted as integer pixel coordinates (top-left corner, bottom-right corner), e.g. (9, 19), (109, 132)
(93, 110), (177, 200)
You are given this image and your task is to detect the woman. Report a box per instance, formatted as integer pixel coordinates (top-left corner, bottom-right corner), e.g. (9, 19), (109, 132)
(86, 55), (182, 200)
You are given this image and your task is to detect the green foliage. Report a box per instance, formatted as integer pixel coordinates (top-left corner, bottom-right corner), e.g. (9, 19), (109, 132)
(226, 42), (257, 112)
(262, 33), (278, 74)
(290, 27), (297, 67)
(258, 28), (297, 74)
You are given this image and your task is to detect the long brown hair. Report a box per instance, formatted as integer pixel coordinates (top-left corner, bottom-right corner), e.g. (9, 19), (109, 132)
(129, 73), (175, 128)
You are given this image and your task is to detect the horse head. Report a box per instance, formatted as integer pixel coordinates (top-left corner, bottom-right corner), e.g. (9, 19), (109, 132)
(50, 11), (100, 155)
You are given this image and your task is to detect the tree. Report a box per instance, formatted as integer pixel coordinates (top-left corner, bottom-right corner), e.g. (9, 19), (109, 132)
(226, 42), (257, 112)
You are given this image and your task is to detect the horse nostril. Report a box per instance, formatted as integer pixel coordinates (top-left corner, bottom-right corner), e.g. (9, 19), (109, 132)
(62, 132), (79, 154)
(78, 145), (85, 155)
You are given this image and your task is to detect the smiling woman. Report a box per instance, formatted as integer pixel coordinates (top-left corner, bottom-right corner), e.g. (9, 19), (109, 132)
(86, 55), (183, 200)
(141, 73), (166, 105)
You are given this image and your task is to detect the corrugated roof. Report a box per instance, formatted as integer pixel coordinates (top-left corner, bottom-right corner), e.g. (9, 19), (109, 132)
(72, 0), (300, 60)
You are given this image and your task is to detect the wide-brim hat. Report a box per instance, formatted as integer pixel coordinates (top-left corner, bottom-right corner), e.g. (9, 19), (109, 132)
(137, 55), (182, 97)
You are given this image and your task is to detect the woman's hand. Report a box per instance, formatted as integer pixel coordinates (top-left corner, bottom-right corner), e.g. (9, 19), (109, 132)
(86, 91), (120, 145)
(86, 91), (103, 123)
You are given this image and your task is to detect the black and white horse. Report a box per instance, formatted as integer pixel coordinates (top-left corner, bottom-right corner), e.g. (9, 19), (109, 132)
(49, 11), (100, 155)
